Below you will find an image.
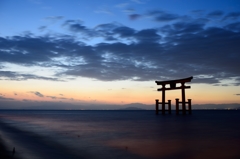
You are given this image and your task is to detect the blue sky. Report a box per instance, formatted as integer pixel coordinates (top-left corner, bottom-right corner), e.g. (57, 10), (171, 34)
(0, 0), (240, 109)
(2, 0), (240, 36)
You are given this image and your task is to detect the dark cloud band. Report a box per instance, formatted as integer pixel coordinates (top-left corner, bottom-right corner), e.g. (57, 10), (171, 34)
(0, 10), (240, 85)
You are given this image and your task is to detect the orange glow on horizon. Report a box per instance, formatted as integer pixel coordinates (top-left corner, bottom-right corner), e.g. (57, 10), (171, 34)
(0, 79), (240, 106)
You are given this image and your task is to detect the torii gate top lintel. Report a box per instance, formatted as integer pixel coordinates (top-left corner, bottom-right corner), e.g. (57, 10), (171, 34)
(155, 76), (193, 91)
(155, 76), (193, 85)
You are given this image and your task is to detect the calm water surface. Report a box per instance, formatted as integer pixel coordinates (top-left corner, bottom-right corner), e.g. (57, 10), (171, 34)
(0, 110), (240, 159)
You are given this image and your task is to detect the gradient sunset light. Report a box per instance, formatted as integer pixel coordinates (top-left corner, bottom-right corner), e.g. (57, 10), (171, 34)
(0, 0), (240, 109)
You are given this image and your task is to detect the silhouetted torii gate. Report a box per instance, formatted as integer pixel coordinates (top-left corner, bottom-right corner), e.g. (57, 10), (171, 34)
(155, 76), (193, 115)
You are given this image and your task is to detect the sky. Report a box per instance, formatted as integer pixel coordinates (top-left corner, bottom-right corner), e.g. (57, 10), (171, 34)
(0, 0), (240, 109)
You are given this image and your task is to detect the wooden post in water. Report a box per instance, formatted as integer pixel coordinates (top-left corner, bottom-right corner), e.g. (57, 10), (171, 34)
(162, 84), (165, 115)
(181, 82), (186, 115)
(155, 99), (159, 115)
(168, 100), (171, 114)
(188, 99), (192, 114)
(176, 98), (179, 115)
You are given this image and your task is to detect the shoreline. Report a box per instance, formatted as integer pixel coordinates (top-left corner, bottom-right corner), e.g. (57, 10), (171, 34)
(0, 136), (14, 159)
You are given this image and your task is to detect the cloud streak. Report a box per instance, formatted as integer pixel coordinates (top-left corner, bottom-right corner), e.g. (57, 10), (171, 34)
(0, 71), (60, 81)
(0, 94), (15, 101)
(30, 91), (44, 97)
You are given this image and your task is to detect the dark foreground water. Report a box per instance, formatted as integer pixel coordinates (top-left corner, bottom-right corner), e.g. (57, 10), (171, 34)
(0, 110), (240, 159)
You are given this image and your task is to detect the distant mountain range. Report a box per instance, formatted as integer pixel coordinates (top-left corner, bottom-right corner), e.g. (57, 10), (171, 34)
(120, 103), (240, 110)
(0, 100), (240, 110)
(192, 103), (240, 110)
(118, 107), (145, 110)
(120, 103), (152, 110)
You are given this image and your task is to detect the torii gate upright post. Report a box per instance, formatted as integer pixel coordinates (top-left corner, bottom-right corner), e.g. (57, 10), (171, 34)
(162, 84), (165, 114)
(181, 82), (186, 114)
(155, 76), (193, 115)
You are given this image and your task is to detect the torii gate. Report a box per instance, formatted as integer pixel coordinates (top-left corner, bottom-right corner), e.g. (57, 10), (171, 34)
(155, 76), (193, 115)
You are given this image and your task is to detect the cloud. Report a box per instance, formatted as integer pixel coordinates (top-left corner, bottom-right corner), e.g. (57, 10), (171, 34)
(0, 71), (60, 81)
(62, 20), (97, 38)
(222, 12), (240, 21)
(62, 20), (87, 32)
(94, 6), (114, 15)
(235, 94), (240, 96)
(171, 21), (205, 34)
(225, 22), (240, 32)
(207, 10), (224, 18)
(31, 91), (44, 97)
(46, 96), (56, 99)
(38, 26), (47, 32)
(148, 10), (180, 22)
(191, 10), (206, 16)
(39, 16), (64, 31)
(129, 14), (142, 20)
(0, 10), (240, 85)
(123, 8), (135, 14)
(134, 29), (160, 43)
(45, 95), (73, 101)
(0, 95), (14, 101)
(45, 16), (64, 22)
(113, 26), (136, 38)
(0, 35), (59, 65)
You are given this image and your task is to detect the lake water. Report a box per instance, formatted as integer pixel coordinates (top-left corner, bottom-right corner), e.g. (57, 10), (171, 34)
(0, 110), (240, 159)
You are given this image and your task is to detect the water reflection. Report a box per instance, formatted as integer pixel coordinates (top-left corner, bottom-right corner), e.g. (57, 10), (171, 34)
(0, 110), (240, 159)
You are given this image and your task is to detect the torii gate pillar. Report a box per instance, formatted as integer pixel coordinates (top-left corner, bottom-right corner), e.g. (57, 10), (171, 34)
(155, 76), (193, 115)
